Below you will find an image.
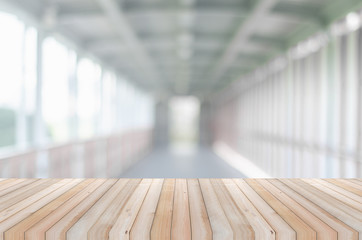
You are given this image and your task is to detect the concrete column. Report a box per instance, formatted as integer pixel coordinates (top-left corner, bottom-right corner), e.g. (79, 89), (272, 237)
(199, 101), (212, 146)
(153, 100), (169, 147)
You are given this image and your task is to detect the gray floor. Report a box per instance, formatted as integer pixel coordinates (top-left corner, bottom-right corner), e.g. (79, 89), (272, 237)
(121, 146), (245, 178)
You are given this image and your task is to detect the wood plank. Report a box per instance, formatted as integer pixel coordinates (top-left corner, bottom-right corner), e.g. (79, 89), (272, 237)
(270, 179), (358, 240)
(210, 178), (254, 239)
(46, 179), (118, 240)
(25, 179), (106, 240)
(187, 179), (212, 240)
(0, 179), (39, 206)
(350, 179), (362, 186)
(325, 179), (362, 197)
(0, 179), (55, 212)
(109, 179), (152, 240)
(0, 179), (37, 197)
(0, 179), (83, 240)
(0, 178), (360, 239)
(171, 179), (191, 240)
(300, 179), (362, 216)
(129, 179), (164, 240)
(5, 179), (95, 240)
(223, 179), (275, 239)
(338, 179), (362, 192)
(233, 179), (295, 240)
(87, 179), (141, 240)
(150, 179), (175, 240)
(258, 179), (337, 240)
(0, 179), (27, 192)
(318, 179), (362, 204)
(66, 179), (131, 239)
(246, 179), (317, 240)
(199, 179), (233, 240)
(0, 179), (68, 222)
(302, 179), (362, 211)
(281, 179), (362, 238)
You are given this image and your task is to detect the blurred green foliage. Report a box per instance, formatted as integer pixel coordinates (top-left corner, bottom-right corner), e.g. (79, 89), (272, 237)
(0, 108), (36, 148)
(0, 108), (16, 147)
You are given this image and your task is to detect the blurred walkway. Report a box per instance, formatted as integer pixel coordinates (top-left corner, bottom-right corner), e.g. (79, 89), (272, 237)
(121, 146), (245, 178)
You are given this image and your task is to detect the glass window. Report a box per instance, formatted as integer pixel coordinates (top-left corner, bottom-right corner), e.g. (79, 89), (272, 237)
(42, 37), (70, 143)
(101, 70), (117, 134)
(0, 12), (24, 148)
(24, 27), (37, 145)
(77, 58), (101, 138)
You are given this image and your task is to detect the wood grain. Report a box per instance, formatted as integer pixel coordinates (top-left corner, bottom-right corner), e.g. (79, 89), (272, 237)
(258, 179), (337, 240)
(171, 179), (191, 240)
(223, 179), (275, 239)
(211, 178), (254, 239)
(66, 179), (130, 239)
(87, 179), (141, 240)
(324, 179), (362, 197)
(0, 178), (360, 240)
(246, 179), (317, 240)
(281, 179), (362, 239)
(46, 179), (117, 240)
(26, 179), (105, 240)
(233, 179), (295, 240)
(199, 179), (233, 240)
(109, 179), (152, 240)
(271, 179), (358, 240)
(150, 179), (175, 240)
(5, 179), (95, 240)
(188, 179), (212, 240)
(130, 179), (163, 240)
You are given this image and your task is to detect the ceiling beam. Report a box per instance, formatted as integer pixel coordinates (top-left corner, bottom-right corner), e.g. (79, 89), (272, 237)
(57, 5), (250, 21)
(125, 8), (249, 18)
(95, 0), (162, 91)
(249, 35), (286, 52)
(58, 12), (105, 25)
(287, 0), (362, 48)
(121, 1), (250, 16)
(207, 0), (362, 99)
(84, 39), (127, 54)
(270, 2), (327, 26)
(205, 0), (278, 92)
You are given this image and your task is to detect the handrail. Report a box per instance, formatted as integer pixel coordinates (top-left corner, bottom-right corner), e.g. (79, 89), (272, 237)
(0, 128), (153, 178)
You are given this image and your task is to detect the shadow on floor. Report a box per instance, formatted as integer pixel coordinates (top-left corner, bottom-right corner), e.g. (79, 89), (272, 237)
(120, 146), (245, 178)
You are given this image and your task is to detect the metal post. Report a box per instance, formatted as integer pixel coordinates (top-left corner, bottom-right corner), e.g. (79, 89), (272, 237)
(34, 30), (45, 147)
(356, 28), (362, 178)
(34, 30), (49, 178)
(96, 67), (104, 136)
(68, 51), (79, 140)
(339, 35), (347, 177)
(16, 25), (27, 150)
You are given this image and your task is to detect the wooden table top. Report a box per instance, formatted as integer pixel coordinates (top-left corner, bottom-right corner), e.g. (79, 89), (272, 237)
(0, 178), (361, 240)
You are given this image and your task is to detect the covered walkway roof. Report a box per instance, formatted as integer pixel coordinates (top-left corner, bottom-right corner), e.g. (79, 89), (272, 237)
(5, 0), (362, 96)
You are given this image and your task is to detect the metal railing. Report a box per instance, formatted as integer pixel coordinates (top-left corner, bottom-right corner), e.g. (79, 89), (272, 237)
(0, 129), (153, 178)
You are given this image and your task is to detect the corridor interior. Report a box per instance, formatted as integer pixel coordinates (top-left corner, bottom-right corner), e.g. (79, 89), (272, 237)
(121, 147), (245, 178)
(1, 1), (362, 239)
(0, 0), (362, 179)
